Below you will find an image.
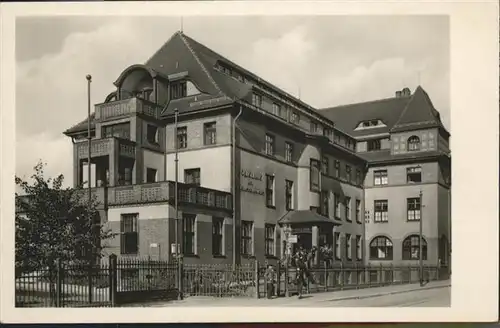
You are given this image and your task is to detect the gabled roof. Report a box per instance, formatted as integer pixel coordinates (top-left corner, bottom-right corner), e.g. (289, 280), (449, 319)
(391, 86), (449, 135)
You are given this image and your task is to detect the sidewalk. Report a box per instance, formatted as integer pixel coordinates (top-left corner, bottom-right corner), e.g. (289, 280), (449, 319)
(138, 279), (451, 307)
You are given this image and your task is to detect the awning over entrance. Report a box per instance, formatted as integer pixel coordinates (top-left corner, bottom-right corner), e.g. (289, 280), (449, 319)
(278, 210), (341, 226)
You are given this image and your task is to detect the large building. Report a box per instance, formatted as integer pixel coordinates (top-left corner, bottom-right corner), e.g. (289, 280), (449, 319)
(62, 31), (451, 268)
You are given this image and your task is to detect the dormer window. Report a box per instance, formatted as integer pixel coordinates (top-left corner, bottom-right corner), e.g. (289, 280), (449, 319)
(252, 93), (262, 107)
(407, 136), (421, 151)
(356, 119), (386, 130)
(171, 81), (187, 99)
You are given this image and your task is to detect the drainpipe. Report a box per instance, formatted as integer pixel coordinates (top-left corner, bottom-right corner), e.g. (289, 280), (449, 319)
(232, 104), (243, 266)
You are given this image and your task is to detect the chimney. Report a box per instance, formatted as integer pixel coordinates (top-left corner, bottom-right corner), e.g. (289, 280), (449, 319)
(402, 87), (411, 96)
(395, 90), (402, 98)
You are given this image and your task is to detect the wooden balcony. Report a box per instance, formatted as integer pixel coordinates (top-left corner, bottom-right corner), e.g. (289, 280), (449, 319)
(91, 181), (232, 213)
(95, 97), (162, 121)
(76, 137), (136, 159)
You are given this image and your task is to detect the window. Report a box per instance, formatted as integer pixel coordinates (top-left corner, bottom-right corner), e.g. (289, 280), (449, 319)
(290, 111), (300, 124)
(310, 159), (320, 191)
(321, 191), (329, 216)
(120, 214), (138, 255)
(265, 134), (275, 156)
(407, 197), (421, 221)
(407, 167), (422, 183)
(171, 81), (187, 99)
(185, 168), (201, 186)
(146, 168), (157, 183)
(204, 122), (217, 145)
(146, 124), (159, 145)
(402, 235), (427, 260)
(285, 142), (293, 162)
(176, 126), (187, 149)
(252, 93), (262, 107)
(334, 193), (341, 218)
(407, 136), (421, 151)
(265, 174), (275, 207)
(356, 169), (362, 186)
(367, 139), (381, 151)
(265, 224), (275, 256)
(183, 214), (196, 255)
(346, 234), (352, 260)
(374, 170), (388, 185)
(310, 121), (319, 133)
(212, 217), (224, 256)
(332, 160), (340, 178)
(356, 235), (362, 260)
(374, 200), (388, 222)
(346, 165), (352, 183)
(272, 103), (281, 116)
(241, 221), (253, 256)
(102, 122), (131, 140)
(321, 156), (329, 175)
(285, 180), (294, 210)
(334, 232), (341, 260)
(355, 199), (361, 223)
(369, 236), (393, 260)
(345, 197), (351, 221)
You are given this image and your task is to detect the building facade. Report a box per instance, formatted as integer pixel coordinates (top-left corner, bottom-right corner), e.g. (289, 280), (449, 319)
(60, 31), (451, 268)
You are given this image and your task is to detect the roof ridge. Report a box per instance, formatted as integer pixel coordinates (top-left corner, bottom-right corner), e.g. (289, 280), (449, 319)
(178, 32), (226, 97)
(321, 95), (410, 111)
(144, 31), (183, 67)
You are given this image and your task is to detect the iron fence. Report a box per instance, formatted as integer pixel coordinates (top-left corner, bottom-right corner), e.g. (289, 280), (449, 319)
(258, 263), (450, 298)
(15, 256), (450, 307)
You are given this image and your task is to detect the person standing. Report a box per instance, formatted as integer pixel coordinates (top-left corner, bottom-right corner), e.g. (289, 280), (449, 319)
(264, 264), (276, 299)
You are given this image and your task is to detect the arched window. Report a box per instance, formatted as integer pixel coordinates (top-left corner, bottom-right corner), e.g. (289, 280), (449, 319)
(402, 235), (427, 260)
(407, 136), (421, 151)
(369, 236), (393, 260)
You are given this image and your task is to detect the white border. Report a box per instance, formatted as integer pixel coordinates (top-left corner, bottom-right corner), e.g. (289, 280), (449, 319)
(1, 0), (499, 323)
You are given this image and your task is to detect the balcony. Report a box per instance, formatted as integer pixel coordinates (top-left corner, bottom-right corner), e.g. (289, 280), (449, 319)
(91, 181), (232, 213)
(76, 137), (136, 159)
(95, 97), (162, 122)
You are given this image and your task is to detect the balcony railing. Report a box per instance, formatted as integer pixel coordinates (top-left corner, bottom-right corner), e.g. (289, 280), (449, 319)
(76, 137), (136, 159)
(91, 181), (232, 212)
(95, 97), (162, 121)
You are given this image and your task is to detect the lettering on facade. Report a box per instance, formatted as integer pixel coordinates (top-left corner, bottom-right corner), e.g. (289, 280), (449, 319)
(292, 227), (312, 234)
(240, 169), (264, 195)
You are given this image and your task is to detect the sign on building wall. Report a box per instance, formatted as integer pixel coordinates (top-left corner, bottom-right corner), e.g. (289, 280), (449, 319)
(240, 169), (264, 195)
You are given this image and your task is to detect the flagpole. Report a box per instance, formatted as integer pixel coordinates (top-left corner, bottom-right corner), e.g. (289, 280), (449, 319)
(174, 108), (182, 300)
(86, 74), (93, 263)
(419, 190), (424, 286)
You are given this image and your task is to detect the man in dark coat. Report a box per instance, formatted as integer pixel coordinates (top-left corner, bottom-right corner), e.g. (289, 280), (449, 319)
(264, 264), (276, 299)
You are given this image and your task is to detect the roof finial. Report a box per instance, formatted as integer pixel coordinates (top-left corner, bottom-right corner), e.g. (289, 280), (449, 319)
(180, 17), (183, 33)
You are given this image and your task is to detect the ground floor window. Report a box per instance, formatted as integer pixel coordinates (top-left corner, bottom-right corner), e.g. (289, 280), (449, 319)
(241, 221), (253, 256)
(402, 235), (427, 260)
(265, 224), (275, 256)
(369, 236), (393, 260)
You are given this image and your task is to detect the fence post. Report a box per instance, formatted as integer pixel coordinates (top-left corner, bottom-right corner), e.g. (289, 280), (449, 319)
(324, 262), (328, 292)
(254, 260), (260, 299)
(56, 259), (63, 307)
(340, 262), (344, 290)
(276, 262), (281, 297)
(88, 261), (93, 304)
(109, 254), (117, 307)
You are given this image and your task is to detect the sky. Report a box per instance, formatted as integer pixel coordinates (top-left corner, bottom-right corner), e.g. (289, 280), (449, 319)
(15, 15), (450, 188)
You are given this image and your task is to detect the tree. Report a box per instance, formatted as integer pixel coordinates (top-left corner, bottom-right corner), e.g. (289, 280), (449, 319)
(15, 161), (116, 276)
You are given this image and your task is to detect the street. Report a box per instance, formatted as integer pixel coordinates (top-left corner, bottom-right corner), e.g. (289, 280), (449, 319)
(139, 280), (451, 308)
(314, 286), (450, 307)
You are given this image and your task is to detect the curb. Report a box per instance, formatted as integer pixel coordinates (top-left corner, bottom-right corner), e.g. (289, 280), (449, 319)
(318, 283), (451, 303)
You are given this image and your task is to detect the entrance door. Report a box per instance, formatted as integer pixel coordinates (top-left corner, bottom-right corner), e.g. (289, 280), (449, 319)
(292, 233), (312, 254)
